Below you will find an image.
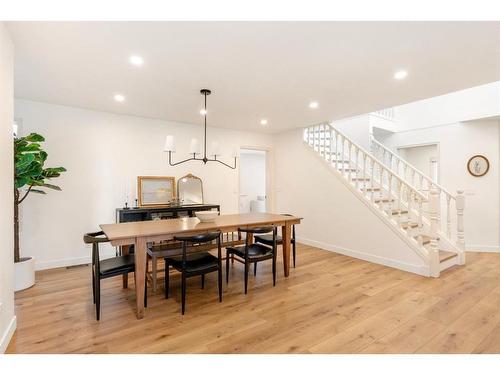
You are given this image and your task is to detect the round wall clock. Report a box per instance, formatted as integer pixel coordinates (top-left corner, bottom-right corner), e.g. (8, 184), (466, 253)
(467, 155), (490, 177)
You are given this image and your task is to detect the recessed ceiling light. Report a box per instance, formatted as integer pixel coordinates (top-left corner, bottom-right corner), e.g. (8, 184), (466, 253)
(309, 101), (319, 109)
(394, 70), (408, 80)
(129, 55), (144, 66)
(114, 94), (125, 102)
(200, 109), (207, 115)
(260, 119), (268, 126)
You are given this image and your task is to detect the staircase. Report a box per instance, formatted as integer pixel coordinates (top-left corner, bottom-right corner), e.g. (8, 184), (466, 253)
(303, 123), (466, 277)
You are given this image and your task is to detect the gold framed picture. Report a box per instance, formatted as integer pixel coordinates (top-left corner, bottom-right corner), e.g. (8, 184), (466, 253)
(137, 176), (176, 207)
(467, 155), (490, 177)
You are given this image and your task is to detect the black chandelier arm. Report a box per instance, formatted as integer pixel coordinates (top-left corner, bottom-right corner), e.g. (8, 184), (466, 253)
(168, 151), (200, 166)
(208, 157), (238, 170)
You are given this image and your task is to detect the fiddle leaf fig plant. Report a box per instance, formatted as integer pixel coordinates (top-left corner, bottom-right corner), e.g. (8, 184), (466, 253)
(14, 132), (66, 263)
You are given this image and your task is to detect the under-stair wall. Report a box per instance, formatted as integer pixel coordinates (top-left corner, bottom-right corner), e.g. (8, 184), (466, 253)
(274, 128), (431, 276)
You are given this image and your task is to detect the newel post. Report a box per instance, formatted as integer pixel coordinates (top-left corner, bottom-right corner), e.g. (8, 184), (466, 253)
(456, 190), (466, 265)
(429, 188), (440, 277)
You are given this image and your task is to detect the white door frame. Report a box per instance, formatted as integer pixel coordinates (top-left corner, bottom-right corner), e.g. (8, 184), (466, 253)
(238, 145), (274, 213)
(396, 142), (441, 184)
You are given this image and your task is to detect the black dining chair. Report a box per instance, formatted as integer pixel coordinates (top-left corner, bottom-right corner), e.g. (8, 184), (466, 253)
(226, 226), (277, 294)
(83, 231), (138, 321)
(254, 214), (297, 268)
(163, 231), (223, 315)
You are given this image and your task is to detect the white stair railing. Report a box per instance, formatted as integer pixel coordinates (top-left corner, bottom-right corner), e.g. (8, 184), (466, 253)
(304, 122), (466, 273)
(370, 136), (465, 260)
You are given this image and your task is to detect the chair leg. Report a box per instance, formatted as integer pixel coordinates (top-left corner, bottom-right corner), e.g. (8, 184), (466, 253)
(272, 256), (277, 287)
(164, 260), (169, 299)
(226, 250), (230, 284)
(144, 261), (148, 308)
(218, 264), (223, 302)
(92, 268), (96, 304)
(254, 262), (257, 276)
(95, 276), (101, 321)
(292, 240), (296, 268)
(152, 255), (158, 293)
(201, 274), (205, 289)
(231, 253), (234, 264)
(244, 261), (249, 294)
(181, 273), (187, 315)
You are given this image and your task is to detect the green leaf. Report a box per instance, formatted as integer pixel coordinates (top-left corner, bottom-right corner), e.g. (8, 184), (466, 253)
(42, 183), (62, 191)
(24, 133), (45, 142)
(15, 176), (29, 189)
(15, 153), (35, 171)
(30, 189), (47, 195)
(17, 143), (41, 152)
(42, 167), (67, 178)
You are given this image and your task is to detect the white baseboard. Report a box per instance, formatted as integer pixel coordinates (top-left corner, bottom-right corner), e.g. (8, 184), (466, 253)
(0, 315), (17, 353)
(35, 256), (91, 271)
(35, 249), (116, 271)
(297, 236), (430, 277)
(466, 245), (500, 253)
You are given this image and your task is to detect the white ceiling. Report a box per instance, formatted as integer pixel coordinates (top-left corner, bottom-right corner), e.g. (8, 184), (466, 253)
(7, 21), (500, 133)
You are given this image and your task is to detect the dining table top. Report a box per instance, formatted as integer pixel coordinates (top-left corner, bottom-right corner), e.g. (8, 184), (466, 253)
(100, 212), (301, 241)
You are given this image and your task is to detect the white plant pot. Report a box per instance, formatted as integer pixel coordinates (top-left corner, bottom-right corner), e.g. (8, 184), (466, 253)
(14, 256), (35, 291)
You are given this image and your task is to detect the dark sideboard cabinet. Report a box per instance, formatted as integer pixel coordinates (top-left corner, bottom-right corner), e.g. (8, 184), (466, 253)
(115, 204), (220, 223)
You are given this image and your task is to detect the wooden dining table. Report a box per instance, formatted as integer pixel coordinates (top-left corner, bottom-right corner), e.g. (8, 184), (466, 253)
(100, 212), (302, 319)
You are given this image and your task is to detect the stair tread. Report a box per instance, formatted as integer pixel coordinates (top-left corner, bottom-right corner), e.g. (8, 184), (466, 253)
(374, 198), (395, 203)
(417, 235), (441, 245)
(401, 221), (419, 229)
(439, 250), (458, 262)
(391, 209), (408, 215)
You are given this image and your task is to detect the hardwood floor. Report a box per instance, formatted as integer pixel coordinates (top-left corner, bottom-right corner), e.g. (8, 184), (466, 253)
(6, 244), (500, 354)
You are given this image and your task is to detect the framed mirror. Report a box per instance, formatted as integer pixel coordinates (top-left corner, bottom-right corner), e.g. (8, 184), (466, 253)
(177, 174), (204, 205)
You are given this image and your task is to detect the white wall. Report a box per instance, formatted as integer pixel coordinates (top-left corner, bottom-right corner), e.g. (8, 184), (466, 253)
(379, 120), (500, 251)
(239, 150), (266, 213)
(0, 22), (16, 353)
(397, 144), (439, 182)
(393, 81), (500, 131)
(332, 114), (371, 150)
(14, 99), (274, 270)
(274, 128), (430, 276)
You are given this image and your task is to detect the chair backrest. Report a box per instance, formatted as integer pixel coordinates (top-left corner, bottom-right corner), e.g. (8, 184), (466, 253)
(174, 232), (221, 244)
(83, 231), (110, 268)
(174, 231), (222, 267)
(83, 231), (109, 244)
(238, 226), (275, 234)
(239, 226), (277, 258)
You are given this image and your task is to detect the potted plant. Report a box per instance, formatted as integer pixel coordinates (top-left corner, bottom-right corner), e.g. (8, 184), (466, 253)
(14, 133), (66, 291)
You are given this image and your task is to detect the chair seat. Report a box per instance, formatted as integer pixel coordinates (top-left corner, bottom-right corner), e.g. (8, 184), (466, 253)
(99, 254), (135, 277)
(166, 252), (219, 274)
(226, 243), (273, 259)
(254, 234), (283, 246)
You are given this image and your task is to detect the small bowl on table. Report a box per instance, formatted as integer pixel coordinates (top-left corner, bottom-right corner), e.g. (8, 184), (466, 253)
(195, 211), (219, 222)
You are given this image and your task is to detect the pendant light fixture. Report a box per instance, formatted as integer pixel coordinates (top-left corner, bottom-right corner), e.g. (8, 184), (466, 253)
(164, 89), (238, 169)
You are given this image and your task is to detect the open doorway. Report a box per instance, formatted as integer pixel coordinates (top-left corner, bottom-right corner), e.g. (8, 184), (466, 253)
(239, 149), (267, 213)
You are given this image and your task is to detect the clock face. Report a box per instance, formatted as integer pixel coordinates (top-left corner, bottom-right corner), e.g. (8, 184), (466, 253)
(467, 155), (490, 177)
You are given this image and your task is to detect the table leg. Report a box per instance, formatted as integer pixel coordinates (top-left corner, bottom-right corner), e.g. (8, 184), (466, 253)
(282, 224), (291, 277)
(121, 245), (130, 288)
(134, 237), (147, 319)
